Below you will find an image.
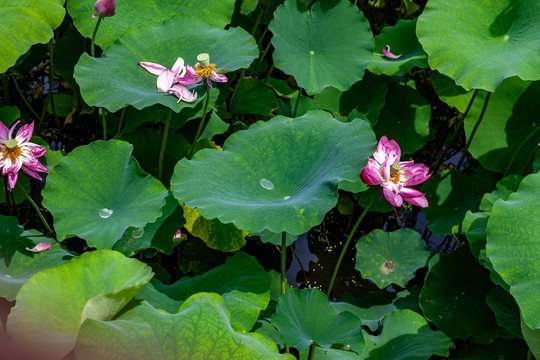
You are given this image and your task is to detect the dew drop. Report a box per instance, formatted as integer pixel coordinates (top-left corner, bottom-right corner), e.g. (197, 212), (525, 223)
(132, 227), (144, 239)
(259, 178), (274, 190)
(99, 208), (113, 219)
(310, 50), (315, 55)
(503, 34), (510, 41)
(283, 195), (291, 200)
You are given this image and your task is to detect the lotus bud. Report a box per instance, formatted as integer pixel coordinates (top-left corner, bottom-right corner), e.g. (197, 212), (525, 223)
(93, 0), (116, 18)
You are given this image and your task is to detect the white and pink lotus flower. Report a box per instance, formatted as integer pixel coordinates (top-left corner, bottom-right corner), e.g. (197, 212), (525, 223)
(361, 136), (430, 208)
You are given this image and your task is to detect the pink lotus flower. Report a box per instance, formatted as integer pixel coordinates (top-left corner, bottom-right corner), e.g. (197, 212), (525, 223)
(138, 58), (197, 103)
(361, 136), (430, 208)
(26, 242), (53, 253)
(0, 121), (49, 191)
(92, 0), (115, 18)
(178, 54), (227, 88)
(380, 45), (402, 60)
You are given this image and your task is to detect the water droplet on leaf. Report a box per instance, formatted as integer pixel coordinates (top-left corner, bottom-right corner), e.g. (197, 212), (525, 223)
(99, 208), (113, 218)
(259, 178), (274, 190)
(132, 227), (144, 238)
(283, 195), (291, 200)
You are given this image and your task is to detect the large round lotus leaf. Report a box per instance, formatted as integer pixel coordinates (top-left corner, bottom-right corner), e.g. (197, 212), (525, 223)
(0, 216), (74, 301)
(340, 73), (388, 125)
(136, 252), (270, 332)
(355, 228), (430, 289)
(183, 205), (248, 252)
(230, 78), (278, 117)
(67, 0), (235, 50)
(464, 78), (540, 174)
(480, 175), (523, 212)
(462, 211), (490, 260)
(75, 293), (294, 360)
(360, 310), (453, 359)
(419, 247), (497, 339)
(7, 250), (153, 360)
(0, 0), (65, 73)
(521, 315), (540, 359)
(42, 140), (169, 247)
(416, 0), (540, 92)
(368, 19), (428, 76)
(171, 110), (376, 235)
(375, 81), (431, 155)
(269, 0), (373, 94)
(486, 172), (540, 329)
(74, 16), (258, 112)
(421, 170), (480, 236)
(431, 71), (477, 113)
(271, 288), (364, 352)
(486, 286), (522, 339)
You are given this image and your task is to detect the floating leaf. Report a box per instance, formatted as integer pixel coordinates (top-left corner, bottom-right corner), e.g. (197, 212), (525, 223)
(368, 19), (428, 76)
(74, 16), (258, 112)
(171, 110), (376, 235)
(0, 0), (65, 73)
(355, 228), (430, 289)
(75, 293), (294, 360)
(7, 250), (153, 360)
(361, 310), (453, 359)
(42, 140), (169, 248)
(417, 0), (540, 91)
(464, 78), (540, 174)
(419, 247), (496, 340)
(486, 172), (540, 329)
(0, 216), (73, 301)
(269, 0), (373, 94)
(230, 78), (278, 117)
(271, 288), (364, 352)
(68, 0), (236, 50)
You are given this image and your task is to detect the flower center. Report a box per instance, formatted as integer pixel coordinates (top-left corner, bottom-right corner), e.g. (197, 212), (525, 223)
(195, 63), (216, 79)
(2, 139), (22, 162)
(389, 162), (401, 184)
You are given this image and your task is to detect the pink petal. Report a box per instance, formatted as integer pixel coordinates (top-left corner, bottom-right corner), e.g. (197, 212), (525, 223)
(210, 72), (228, 83)
(138, 62), (167, 76)
(7, 171), (18, 191)
(168, 85), (197, 103)
(173, 230), (182, 239)
(8, 120), (20, 138)
(156, 69), (176, 93)
(177, 75), (202, 85)
(382, 45), (402, 60)
(400, 187), (429, 207)
(402, 163), (431, 186)
(0, 121), (10, 141)
(171, 57), (186, 77)
(26, 143), (47, 158)
(383, 186), (403, 207)
(15, 122), (34, 143)
(360, 159), (383, 185)
(26, 242), (52, 252)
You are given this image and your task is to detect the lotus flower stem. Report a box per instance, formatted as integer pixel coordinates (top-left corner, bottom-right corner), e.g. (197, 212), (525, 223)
(254, 39), (273, 76)
(281, 231), (288, 296)
(18, 183), (56, 240)
(11, 71), (41, 122)
(158, 109), (173, 181)
(117, 106), (127, 136)
(101, 108), (107, 140)
(48, 37), (58, 125)
(3, 176), (12, 215)
(433, 89), (479, 173)
(504, 126), (540, 177)
(91, 17), (103, 57)
(262, 64), (274, 83)
(307, 344), (316, 360)
(188, 87), (211, 159)
(456, 92), (491, 170)
(327, 196), (376, 298)
(293, 90), (302, 118)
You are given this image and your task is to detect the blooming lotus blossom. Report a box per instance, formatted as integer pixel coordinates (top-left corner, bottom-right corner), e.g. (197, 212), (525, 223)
(26, 242), (53, 253)
(178, 53), (227, 88)
(138, 58), (197, 103)
(380, 45), (402, 60)
(361, 136), (430, 208)
(0, 121), (49, 191)
(92, 0), (116, 18)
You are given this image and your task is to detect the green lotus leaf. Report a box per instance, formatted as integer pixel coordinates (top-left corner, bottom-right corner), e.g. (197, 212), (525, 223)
(0, 0), (65, 73)
(360, 310), (453, 359)
(419, 247), (497, 339)
(230, 78), (278, 117)
(486, 172), (540, 329)
(462, 211), (490, 260)
(521, 315), (540, 359)
(464, 78), (540, 174)
(368, 19), (428, 76)
(269, 0), (373, 94)
(67, 0), (236, 50)
(0, 174), (30, 205)
(7, 250), (153, 360)
(421, 170), (480, 236)
(42, 140), (169, 248)
(417, 0), (540, 92)
(75, 293), (294, 360)
(136, 252), (270, 332)
(74, 16), (258, 112)
(183, 205), (248, 252)
(113, 194), (184, 257)
(272, 288), (364, 352)
(375, 80), (431, 155)
(0, 106), (20, 126)
(480, 175), (523, 212)
(331, 286), (421, 331)
(454, 338), (528, 360)
(486, 286), (522, 339)
(534, 149), (540, 172)
(255, 230), (298, 247)
(313, 86), (342, 117)
(171, 110), (376, 235)
(431, 71), (477, 113)
(355, 228), (430, 289)
(277, 93), (320, 118)
(0, 216), (73, 301)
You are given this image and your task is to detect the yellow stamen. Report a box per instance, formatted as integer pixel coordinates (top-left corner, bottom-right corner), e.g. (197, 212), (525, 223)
(389, 170), (401, 184)
(2, 143), (22, 162)
(195, 63), (216, 79)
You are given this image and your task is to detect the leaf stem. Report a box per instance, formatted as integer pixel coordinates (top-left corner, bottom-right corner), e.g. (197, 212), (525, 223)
(18, 182), (56, 240)
(188, 87), (211, 159)
(307, 344), (316, 360)
(456, 92), (491, 169)
(254, 39), (273, 76)
(158, 109), (173, 181)
(11, 71), (41, 122)
(117, 106), (128, 136)
(48, 37), (58, 125)
(91, 17), (102, 57)
(101, 108), (107, 140)
(281, 231), (288, 295)
(327, 196), (375, 298)
(293, 90), (302, 118)
(504, 125), (540, 177)
(1, 76), (9, 104)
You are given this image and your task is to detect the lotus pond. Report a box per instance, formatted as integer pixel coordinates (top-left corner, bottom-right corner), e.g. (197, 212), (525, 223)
(1, 0), (539, 359)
